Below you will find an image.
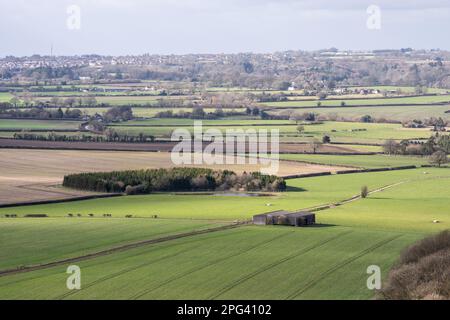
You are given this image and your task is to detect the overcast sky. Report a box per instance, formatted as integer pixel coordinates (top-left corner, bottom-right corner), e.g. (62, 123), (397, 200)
(1, 0), (449, 56)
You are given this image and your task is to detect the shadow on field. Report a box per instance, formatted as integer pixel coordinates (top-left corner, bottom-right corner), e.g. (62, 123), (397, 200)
(367, 197), (393, 200)
(286, 186), (308, 192)
(306, 223), (337, 228)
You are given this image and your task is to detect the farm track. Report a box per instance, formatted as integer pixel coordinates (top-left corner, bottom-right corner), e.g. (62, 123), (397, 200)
(285, 234), (402, 299)
(300, 181), (409, 213)
(0, 221), (249, 278)
(208, 230), (353, 300)
(128, 230), (295, 300)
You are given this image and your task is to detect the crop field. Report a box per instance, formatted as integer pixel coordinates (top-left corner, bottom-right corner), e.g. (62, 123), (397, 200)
(110, 121), (434, 143)
(29, 95), (181, 106)
(262, 94), (450, 108)
(0, 119), (81, 131)
(0, 92), (13, 102)
(334, 144), (383, 153)
(118, 119), (293, 126)
(0, 226), (422, 300)
(0, 218), (224, 271)
(0, 168), (448, 299)
(93, 95), (187, 106)
(272, 105), (450, 122)
(280, 154), (431, 169)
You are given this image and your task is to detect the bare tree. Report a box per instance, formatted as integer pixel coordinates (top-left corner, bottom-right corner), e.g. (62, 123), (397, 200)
(429, 151), (448, 167)
(310, 139), (322, 154)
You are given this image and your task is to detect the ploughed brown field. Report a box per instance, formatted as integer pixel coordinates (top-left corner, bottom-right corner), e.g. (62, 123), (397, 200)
(0, 149), (352, 205)
(0, 138), (366, 154)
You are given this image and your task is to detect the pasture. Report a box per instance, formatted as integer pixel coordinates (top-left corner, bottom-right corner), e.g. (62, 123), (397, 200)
(317, 175), (450, 233)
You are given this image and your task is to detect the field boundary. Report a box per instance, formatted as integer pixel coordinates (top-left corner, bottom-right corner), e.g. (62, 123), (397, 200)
(0, 193), (122, 209)
(283, 165), (419, 179)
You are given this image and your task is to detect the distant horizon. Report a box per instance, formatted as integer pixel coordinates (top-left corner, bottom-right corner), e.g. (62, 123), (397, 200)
(1, 47), (447, 59)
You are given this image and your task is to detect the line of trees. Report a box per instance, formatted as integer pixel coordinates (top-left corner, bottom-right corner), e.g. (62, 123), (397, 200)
(13, 130), (155, 143)
(0, 107), (83, 119)
(383, 135), (449, 167)
(383, 135), (450, 156)
(63, 168), (286, 194)
(155, 107), (245, 120)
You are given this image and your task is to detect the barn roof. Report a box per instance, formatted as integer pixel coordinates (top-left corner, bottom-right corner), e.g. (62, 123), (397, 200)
(266, 210), (290, 217)
(289, 211), (315, 217)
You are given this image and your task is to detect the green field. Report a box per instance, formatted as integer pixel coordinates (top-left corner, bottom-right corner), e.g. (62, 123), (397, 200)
(317, 176), (450, 233)
(0, 226), (421, 300)
(110, 121), (434, 143)
(28, 95), (181, 106)
(0, 168), (449, 299)
(263, 94), (450, 108)
(0, 119), (81, 130)
(115, 119), (292, 126)
(271, 105), (450, 122)
(0, 218), (224, 271)
(0, 92), (13, 102)
(280, 154), (430, 169)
